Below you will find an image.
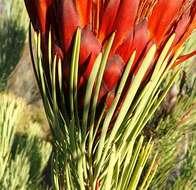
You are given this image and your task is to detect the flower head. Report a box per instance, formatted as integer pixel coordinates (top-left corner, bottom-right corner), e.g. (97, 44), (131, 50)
(25, 0), (196, 111)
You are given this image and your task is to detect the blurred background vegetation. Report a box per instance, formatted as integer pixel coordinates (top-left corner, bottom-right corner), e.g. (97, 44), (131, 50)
(0, 0), (28, 90)
(0, 0), (51, 189)
(0, 0), (195, 189)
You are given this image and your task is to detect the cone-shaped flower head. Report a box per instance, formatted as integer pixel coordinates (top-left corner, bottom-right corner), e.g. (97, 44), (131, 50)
(25, 0), (196, 111)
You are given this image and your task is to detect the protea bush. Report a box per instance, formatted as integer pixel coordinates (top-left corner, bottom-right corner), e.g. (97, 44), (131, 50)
(24, 0), (196, 189)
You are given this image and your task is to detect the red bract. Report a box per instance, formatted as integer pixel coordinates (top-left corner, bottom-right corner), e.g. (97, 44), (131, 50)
(25, 0), (196, 110)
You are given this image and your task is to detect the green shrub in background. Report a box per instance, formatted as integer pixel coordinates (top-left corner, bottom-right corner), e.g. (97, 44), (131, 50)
(148, 32), (196, 190)
(149, 82), (196, 190)
(0, 0), (28, 90)
(171, 130), (196, 190)
(0, 1), (51, 189)
(0, 93), (52, 190)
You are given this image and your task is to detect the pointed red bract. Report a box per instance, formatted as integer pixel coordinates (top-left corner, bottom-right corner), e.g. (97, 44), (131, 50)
(24, 0), (196, 112)
(173, 7), (196, 53)
(131, 20), (148, 61)
(79, 27), (101, 87)
(115, 31), (133, 64)
(37, 0), (53, 35)
(98, 0), (120, 43)
(148, 0), (184, 44)
(57, 0), (80, 52)
(103, 55), (124, 91)
(25, 0), (53, 34)
(173, 51), (196, 67)
(115, 19), (148, 70)
(111, 0), (140, 52)
(76, 0), (92, 27)
(173, 10), (191, 46)
(24, 0), (38, 31)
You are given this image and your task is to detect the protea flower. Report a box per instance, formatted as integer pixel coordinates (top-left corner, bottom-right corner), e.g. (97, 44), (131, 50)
(25, 0), (195, 110)
(24, 0), (196, 189)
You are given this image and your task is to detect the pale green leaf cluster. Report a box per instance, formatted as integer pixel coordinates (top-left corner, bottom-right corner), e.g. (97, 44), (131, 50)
(30, 23), (183, 189)
(0, 93), (52, 190)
